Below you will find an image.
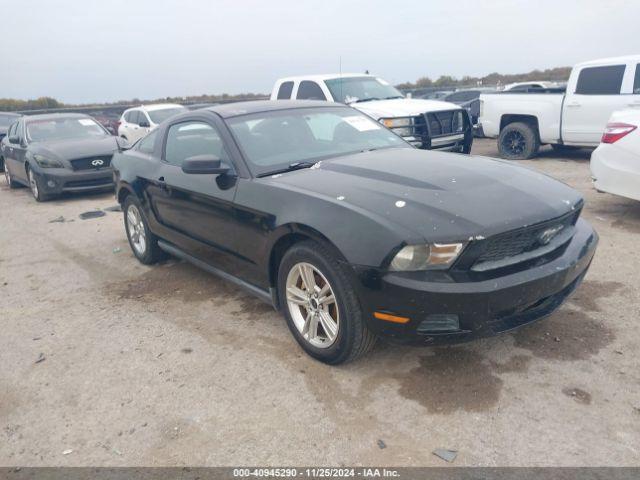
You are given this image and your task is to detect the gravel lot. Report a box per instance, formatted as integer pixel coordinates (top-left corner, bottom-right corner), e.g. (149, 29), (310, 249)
(1, 138), (639, 467)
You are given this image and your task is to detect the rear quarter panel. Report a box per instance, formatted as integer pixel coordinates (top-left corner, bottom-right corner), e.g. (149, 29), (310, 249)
(479, 93), (564, 143)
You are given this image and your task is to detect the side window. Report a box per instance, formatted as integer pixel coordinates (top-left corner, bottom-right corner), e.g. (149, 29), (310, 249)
(7, 122), (17, 140)
(296, 81), (327, 101)
(164, 121), (228, 167)
(124, 111), (134, 123)
(277, 81), (294, 99)
(138, 112), (150, 125)
(575, 65), (625, 95)
(634, 64), (640, 94)
(137, 130), (158, 154)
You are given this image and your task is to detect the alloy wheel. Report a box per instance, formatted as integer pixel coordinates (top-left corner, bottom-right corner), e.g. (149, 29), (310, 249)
(502, 130), (526, 156)
(126, 205), (147, 255)
(286, 262), (339, 348)
(28, 169), (39, 199)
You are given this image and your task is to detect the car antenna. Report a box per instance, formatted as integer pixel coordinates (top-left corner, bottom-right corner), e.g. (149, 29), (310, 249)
(339, 56), (343, 103)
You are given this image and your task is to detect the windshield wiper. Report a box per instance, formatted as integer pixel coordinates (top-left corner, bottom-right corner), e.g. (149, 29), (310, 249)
(351, 97), (380, 103)
(258, 161), (317, 178)
(383, 95), (404, 100)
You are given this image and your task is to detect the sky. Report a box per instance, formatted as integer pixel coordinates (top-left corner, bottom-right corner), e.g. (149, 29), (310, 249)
(1, 0), (639, 104)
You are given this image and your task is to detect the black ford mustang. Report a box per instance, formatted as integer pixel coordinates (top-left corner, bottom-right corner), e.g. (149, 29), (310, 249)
(112, 101), (598, 364)
(1, 113), (120, 201)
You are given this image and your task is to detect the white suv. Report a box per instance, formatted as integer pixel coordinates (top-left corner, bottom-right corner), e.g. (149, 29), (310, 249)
(117, 104), (186, 144)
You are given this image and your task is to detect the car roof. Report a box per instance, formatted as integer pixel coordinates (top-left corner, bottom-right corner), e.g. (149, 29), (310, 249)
(276, 73), (375, 83)
(205, 100), (346, 118)
(22, 113), (91, 122)
(575, 54), (640, 67)
(125, 103), (185, 113)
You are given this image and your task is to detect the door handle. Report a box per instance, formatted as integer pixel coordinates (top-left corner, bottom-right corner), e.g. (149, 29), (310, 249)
(628, 101), (640, 107)
(566, 102), (581, 108)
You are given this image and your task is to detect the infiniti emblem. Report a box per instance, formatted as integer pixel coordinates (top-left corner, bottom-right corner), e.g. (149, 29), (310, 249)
(539, 224), (564, 245)
(91, 159), (104, 167)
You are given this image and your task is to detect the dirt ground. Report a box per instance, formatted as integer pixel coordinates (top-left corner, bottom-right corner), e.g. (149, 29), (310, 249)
(1, 138), (639, 467)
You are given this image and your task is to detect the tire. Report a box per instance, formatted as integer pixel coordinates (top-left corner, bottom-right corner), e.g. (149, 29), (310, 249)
(4, 161), (19, 189)
(0, 157), (4, 173)
(277, 240), (376, 364)
(27, 166), (51, 202)
(123, 195), (164, 264)
(498, 122), (540, 160)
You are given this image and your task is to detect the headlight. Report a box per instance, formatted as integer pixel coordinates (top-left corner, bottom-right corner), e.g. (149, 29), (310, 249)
(381, 117), (412, 137)
(33, 154), (64, 168)
(390, 243), (465, 271)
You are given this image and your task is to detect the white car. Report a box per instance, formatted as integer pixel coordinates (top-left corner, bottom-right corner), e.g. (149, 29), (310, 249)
(501, 81), (560, 92)
(271, 74), (473, 153)
(480, 55), (640, 159)
(117, 104), (186, 144)
(591, 110), (640, 202)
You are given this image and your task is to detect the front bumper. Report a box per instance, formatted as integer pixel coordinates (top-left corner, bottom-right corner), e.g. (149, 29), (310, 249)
(352, 218), (598, 344)
(34, 167), (114, 194)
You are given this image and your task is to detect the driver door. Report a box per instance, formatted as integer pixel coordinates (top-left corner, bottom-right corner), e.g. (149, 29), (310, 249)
(148, 119), (241, 272)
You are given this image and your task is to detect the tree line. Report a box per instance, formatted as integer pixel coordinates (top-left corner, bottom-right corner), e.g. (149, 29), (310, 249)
(395, 66), (572, 90)
(0, 92), (267, 113)
(0, 66), (573, 112)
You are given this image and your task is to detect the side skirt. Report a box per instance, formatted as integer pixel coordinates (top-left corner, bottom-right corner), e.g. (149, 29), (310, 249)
(157, 240), (276, 308)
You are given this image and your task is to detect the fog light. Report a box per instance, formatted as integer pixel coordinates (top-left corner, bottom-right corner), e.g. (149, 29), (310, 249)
(47, 180), (56, 188)
(417, 314), (460, 333)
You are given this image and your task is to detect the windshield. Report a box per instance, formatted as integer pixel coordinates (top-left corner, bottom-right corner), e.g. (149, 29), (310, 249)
(147, 107), (187, 124)
(227, 106), (410, 176)
(0, 114), (18, 127)
(26, 117), (108, 142)
(325, 77), (404, 104)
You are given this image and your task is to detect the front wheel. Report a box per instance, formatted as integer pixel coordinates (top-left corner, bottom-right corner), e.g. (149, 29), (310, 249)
(27, 166), (50, 201)
(4, 161), (19, 189)
(278, 241), (376, 364)
(498, 122), (540, 160)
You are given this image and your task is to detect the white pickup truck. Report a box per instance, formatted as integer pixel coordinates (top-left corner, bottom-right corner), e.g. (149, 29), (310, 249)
(271, 74), (473, 153)
(479, 55), (640, 159)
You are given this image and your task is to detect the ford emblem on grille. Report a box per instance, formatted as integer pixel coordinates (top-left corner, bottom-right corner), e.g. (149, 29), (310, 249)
(91, 159), (104, 167)
(538, 224), (564, 245)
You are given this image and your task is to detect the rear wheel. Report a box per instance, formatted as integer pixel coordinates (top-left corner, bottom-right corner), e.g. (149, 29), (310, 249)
(278, 240), (376, 364)
(123, 195), (164, 264)
(498, 122), (540, 160)
(4, 161), (19, 189)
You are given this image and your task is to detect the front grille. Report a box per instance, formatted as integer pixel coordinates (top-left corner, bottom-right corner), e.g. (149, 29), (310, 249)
(476, 211), (579, 264)
(383, 109), (469, 151)
(456, 208), (582, 273)
(426, 110), (465, 137)
(64, 177), (113, 189)
(70, 155), (112, 171)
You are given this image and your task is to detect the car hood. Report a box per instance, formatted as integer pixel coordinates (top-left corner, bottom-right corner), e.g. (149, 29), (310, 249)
(265, 148), (582, 242)
(30, 136), (119, 161)
(351, 98), (463, 120)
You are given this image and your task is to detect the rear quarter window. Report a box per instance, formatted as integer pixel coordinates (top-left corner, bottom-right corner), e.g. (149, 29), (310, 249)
(296, 81), (327, 101)
(634, 64), (640, 94)
(575, 65), (625, 95)
(277, 81), (294, 99)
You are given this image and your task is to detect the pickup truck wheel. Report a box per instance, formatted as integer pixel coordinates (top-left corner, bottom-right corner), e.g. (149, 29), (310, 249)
(498, 122), (540, 160)
(278, 240), (376, 364)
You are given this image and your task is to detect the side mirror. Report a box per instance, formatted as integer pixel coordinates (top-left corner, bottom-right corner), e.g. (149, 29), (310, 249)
(139, 121), (150, 128)
(181, 155), (230, 175)
(8, 135), (20, 144)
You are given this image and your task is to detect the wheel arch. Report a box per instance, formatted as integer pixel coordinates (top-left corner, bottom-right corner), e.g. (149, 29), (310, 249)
(267, 223), (348, 309)
(500, 114), (540, 137)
